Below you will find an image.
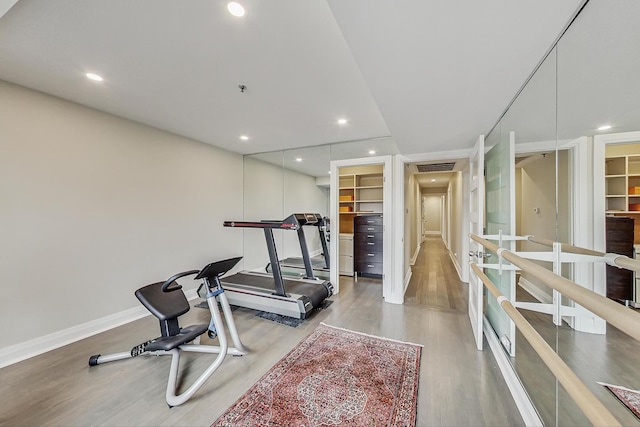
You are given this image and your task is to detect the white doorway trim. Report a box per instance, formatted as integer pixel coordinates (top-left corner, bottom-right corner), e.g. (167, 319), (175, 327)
(592, 131), (640, 324)
(330, 155), (393, 300)
(447, 185), (452, 250)
(393, 149), (472, 302)
(594, 131), (640, 252)
(422, 193), (445, 236)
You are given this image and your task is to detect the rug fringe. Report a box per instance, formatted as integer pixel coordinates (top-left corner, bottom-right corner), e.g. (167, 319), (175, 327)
(320, 322), (424, 347)
(598, 381), (640, 393)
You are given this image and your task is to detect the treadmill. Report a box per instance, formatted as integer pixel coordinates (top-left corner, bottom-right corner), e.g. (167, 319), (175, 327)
(221, 214), (333, 319)
(266, 213), (330, 280)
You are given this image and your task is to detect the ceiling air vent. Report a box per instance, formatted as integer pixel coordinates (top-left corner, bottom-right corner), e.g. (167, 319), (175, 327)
(416, 162), (455, 173)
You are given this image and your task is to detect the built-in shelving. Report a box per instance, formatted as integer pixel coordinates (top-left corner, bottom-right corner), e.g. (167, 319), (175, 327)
(337, 164), (384, 276)
(605, 154), (640, 213)
(339, 171), (383, 233)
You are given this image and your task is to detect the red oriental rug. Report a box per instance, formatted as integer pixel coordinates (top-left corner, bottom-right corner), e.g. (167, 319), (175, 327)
(213, 323), (422, 426)
(598, 382), (640, 420)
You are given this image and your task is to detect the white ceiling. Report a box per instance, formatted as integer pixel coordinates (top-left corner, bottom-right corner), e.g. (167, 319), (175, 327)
(0, 0), (583, 157)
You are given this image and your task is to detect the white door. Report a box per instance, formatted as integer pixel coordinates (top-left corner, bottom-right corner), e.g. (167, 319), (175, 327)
(423, 195), (442, 235)
(468, 135), (485, 350)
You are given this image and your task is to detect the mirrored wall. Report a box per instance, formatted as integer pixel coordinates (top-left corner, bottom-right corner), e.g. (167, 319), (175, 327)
(241, 138), (397, 281)
(485, 1), (640, 425)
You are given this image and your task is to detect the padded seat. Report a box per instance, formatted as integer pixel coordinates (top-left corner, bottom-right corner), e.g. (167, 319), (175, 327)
(146, 324), (209, 352)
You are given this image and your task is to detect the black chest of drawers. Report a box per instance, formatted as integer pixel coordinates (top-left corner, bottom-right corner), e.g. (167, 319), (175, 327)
(606, 216), (634, 302)
(354, 215), (383, 277)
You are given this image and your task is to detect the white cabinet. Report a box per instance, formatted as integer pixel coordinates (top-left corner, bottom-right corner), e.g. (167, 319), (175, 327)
(339, 233), (354, 276)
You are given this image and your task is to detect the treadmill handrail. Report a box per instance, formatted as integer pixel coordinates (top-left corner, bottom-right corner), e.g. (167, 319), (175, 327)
(225, 213), (328, 230)
(223, 220), (299, 230)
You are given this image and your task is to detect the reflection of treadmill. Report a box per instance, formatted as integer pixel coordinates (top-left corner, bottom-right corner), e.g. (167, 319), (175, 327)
(221, 214), (333, 319)
(266, 213), (330, 280)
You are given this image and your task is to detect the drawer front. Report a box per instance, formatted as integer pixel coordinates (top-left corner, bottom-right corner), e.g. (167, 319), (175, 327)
(339, 255), (354, 275)
(354, 224), (382, 233)
(355, 250), (383, 263)
(354, 232), (382, 243)
(339, 236), (354, 254)
(355, 239), (383, 253)
(354, 215), (383, 226)
(355, 261), (383, 275)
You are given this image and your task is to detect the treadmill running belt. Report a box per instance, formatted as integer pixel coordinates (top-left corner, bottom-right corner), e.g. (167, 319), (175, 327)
(221, 272), (330, 309)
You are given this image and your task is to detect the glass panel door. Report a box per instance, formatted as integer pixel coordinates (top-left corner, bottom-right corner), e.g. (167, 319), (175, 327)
(484, 131), (516, 356)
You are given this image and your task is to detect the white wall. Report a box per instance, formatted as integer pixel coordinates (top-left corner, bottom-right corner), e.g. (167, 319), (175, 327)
(242, 156), (284, 272)
(403, 169), (420, 281)
(448, 171), (465, 276)
(518, 151), (570, 298)
(0, 81), (244, 352)
(283, 168), (329, 261)
(241, 157), (329, 272)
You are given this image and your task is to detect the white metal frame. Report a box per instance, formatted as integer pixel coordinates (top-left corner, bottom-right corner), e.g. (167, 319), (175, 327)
(479, 233), (609, 329)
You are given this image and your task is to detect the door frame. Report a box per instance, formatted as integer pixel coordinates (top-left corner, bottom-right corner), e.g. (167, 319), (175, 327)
(594, 131), (640, 251)
(422, 193), (445, 236)
(394, 149), (472, 301)
(593, 131), (640, 316)
(330, 155), (393, 298)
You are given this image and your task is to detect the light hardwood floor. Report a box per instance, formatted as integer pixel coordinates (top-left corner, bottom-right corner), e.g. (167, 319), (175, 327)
(0, 239), (524, 426)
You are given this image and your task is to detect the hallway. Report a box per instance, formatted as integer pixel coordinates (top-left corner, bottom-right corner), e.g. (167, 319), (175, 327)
(405, 236), (466, 311)
(402, 236), (524, 425)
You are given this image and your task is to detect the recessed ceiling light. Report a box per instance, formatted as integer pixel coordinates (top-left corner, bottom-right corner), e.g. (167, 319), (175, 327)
(86, 73), (103, 82)
(431, 179), (436, 182)
(328, 171), (331, 174)
(227, 2), (245, 17)
(240, 135), (249, 141)
(598, 125), (612, 131)
(296, 158), (302, 162)
(369, 150), (376, 155)
(337, 118), (347, 125)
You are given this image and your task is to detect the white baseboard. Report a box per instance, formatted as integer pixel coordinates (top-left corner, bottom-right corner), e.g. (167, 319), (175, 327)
(410, 244), (420, 266)
(403, 267), (412, 294)
(518, 277), (552, 304)
(483, 317), (542, 427)
(449, 250), (463, 281)
(0, 288), (200, 369)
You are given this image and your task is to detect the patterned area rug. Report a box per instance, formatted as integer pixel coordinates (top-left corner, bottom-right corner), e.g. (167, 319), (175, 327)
(213, 323), (422, 426)
(599, 382), (640, 420)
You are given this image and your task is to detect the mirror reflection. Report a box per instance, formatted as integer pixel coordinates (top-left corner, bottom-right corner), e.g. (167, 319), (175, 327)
(482, 1), (640, 425)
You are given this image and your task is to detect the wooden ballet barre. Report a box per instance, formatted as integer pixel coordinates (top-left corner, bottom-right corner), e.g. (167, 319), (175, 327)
(470, 233), (640, 343)
(470, 263), (621, 427)
(526, 235), (640, 272)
